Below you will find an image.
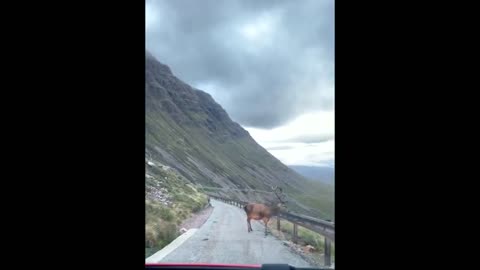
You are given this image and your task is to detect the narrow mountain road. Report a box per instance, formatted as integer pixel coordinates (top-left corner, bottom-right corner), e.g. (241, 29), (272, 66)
(156, 199), (312, 267)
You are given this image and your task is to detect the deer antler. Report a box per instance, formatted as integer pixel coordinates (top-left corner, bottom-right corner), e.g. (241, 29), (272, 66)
(273, 186), (288, 204)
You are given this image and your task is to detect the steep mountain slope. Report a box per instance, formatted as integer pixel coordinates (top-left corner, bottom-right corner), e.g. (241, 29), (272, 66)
(146, 51), (333, 219)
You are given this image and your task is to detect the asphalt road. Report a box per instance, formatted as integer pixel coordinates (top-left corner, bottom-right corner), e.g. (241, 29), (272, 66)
(158, 199), (312, 267)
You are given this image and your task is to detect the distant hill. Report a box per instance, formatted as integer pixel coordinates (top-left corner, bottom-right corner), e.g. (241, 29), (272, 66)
(289, 165), (334, 185)
(146, 51), (333, 220)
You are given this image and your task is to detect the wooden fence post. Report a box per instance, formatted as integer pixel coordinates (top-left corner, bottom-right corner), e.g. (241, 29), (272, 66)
(292, 223), (298, 244)
(324, 237), (331, 267)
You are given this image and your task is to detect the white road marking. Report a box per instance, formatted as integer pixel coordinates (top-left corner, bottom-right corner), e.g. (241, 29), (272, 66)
(145, 229), (198, 263)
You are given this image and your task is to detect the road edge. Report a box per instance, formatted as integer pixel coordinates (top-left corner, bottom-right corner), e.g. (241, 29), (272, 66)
(146, 228), (198, 263)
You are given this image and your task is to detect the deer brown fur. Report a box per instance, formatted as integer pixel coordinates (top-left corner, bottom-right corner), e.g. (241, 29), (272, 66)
(243, 186), (287, 236)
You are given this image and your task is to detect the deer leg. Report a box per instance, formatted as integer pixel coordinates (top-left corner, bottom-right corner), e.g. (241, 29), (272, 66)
(247, 217), (252, 232)
(263, 217), (269, 236)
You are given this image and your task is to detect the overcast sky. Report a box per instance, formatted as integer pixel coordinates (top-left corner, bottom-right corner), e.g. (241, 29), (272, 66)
(146, 0), (334, 167)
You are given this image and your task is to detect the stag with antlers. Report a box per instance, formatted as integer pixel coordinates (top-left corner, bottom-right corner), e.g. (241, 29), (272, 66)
(243, 186), (288, 236)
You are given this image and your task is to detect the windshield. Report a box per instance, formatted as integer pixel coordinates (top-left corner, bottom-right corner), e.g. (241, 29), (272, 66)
(145, 0), (334, 268)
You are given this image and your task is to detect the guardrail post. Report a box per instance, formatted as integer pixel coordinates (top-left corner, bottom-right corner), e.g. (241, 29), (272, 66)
(292, 223), (298, 244)
(324, 237), (331, 267)
(277, 218), (281, 230)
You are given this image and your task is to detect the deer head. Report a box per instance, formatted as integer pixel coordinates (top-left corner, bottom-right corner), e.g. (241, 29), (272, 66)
(271, 186), (288, 210)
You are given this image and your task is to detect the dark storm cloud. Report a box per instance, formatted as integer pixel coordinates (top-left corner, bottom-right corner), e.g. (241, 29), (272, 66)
(146, 0), (334, 128)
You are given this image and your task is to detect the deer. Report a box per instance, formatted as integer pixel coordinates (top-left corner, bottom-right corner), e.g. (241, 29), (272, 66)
(243, 186), (288, 236)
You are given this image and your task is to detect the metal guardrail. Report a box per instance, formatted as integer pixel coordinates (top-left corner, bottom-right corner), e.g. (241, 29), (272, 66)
(278, 211), (335, 241)
(202, 186), (277, 195)
(208, 195), (335, 267)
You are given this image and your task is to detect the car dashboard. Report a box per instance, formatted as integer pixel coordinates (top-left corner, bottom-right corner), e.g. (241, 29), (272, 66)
(145, 263), (333, 270)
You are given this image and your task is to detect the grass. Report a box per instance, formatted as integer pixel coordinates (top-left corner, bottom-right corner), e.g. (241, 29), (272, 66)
(146, 74), (335, 253)
(147, 108), (335, 219)
(145, 162), (209, 258)
(268, 217), (335, 260)
(145, 200), (178, 254)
